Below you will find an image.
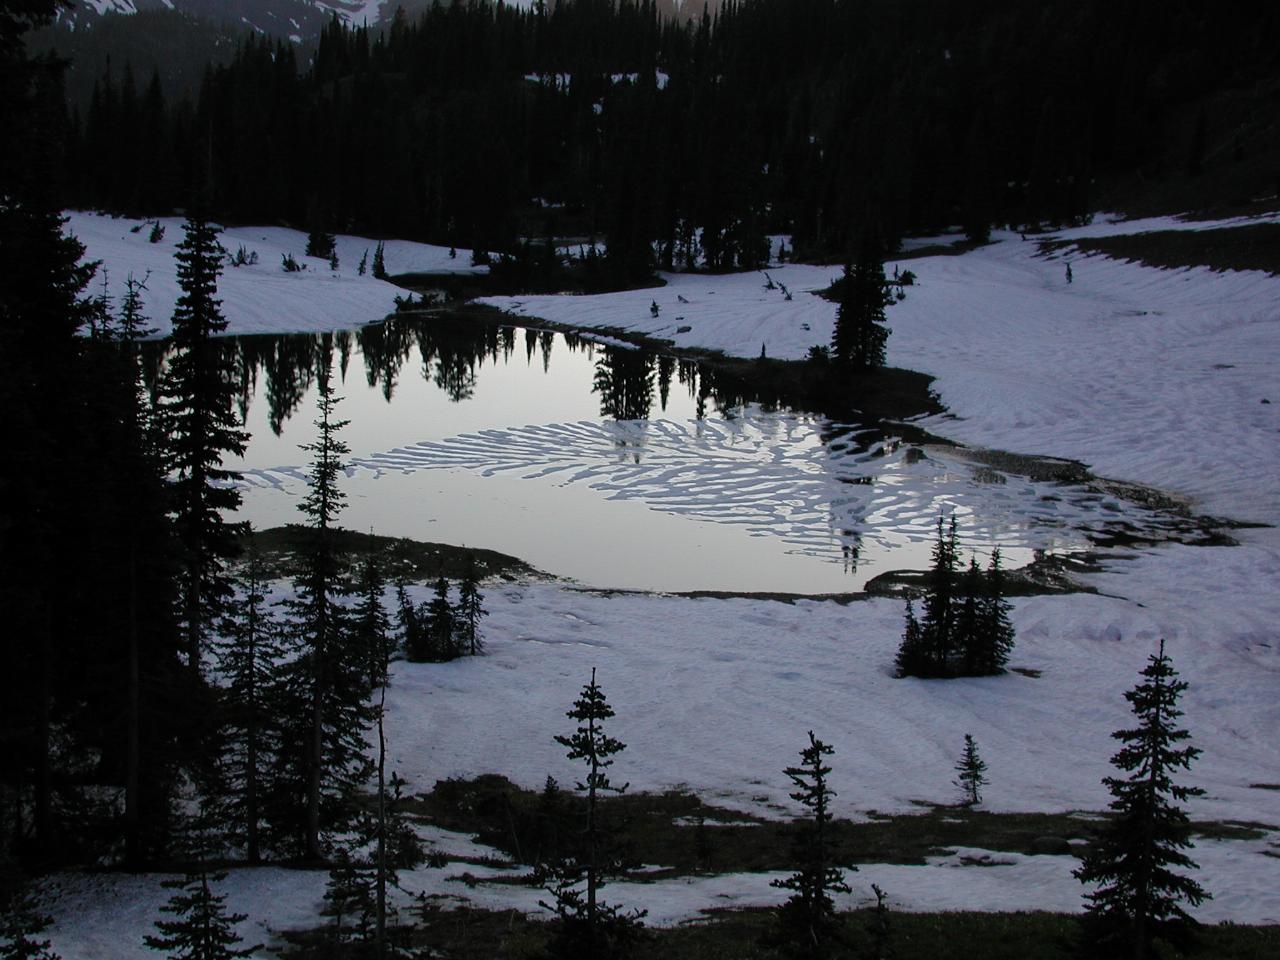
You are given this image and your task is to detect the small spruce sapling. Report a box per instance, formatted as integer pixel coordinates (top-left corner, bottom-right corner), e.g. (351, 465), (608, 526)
(144, 868), (258, 959)
(771, 731), (851, 959)
(865, 884), (892, 960)
(321, 845), (377, 949)
(954, 734), (987, 807)
(357, 249), (368, 276)
(1, 882), (61, 960)
(540, 669), (646, 960)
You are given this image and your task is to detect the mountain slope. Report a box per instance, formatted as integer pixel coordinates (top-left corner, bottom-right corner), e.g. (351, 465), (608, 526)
(64, 0), (387, 37)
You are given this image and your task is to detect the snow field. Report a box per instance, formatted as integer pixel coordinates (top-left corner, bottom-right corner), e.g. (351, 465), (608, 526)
(482, 215), (1280, 525)
(43, 831), (1278, 960)
(65, 211), (484, 339)
(44, 210), (1280, 953)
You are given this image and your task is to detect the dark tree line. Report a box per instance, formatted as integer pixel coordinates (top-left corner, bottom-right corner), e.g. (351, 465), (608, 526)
(1, 0), (197, 872)
(0, 0), (486, 878)
(49, 0), (1280, 286)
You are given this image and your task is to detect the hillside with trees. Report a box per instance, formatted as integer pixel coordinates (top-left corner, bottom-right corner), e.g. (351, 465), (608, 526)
(40, 0), (1280, 287)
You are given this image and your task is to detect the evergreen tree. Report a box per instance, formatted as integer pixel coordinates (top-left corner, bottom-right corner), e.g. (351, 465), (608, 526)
(357, 249), (368, 276)
(276, 342), (372, 861)
(371, 241), (387, 280)
(396, 581), (431, 664)
(320, 846), (377, 950)
(352, 551), (393, 689)
(456, 559), (487, 656)
(771, 731), (850, 959)
(894, 596), (927, 679)
(143, 868), (257, 959)
(830, 240), (893, 369)
(305, 229), (336, 260)
(865, 884), (891, 960)
(0, 879), (60, 960)
(425, 577), (457, 662)
(972, 548), (1016, 675)
(917, 516), (958, 677)
(1074, 640), (1209, 959)
(954, 734), (987, 807)
(369, 628), (421, 958)
(955, 555), (983, 674)
(540, 670), (645, 960)
(215, 540), (281, 864)
(101, 272), (186, 866)
(161, 213), (249, 676)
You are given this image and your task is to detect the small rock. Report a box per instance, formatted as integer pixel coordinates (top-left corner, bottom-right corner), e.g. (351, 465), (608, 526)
(1263, 398), (1271, 404)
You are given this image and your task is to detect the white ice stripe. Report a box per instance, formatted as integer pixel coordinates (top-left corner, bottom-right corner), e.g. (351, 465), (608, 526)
(235, 415), (1200, 562)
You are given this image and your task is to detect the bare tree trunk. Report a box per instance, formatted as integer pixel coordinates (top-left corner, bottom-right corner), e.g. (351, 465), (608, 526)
(186, 555), (202, 676)
(376, 684), (387, 959)
(125, 537), (141, 867)
(35, 598), (54, 859)
(245, 598), (260, 864)
(586, 704), (598, 954)
(307, 651), (324, 862)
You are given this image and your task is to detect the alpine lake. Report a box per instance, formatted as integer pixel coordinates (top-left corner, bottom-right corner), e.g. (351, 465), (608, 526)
(175, 310), (1222, 595)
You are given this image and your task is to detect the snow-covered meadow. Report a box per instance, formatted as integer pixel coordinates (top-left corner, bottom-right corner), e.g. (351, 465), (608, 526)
(64, 211), (483, 338)
(42, 210), (1280, 954)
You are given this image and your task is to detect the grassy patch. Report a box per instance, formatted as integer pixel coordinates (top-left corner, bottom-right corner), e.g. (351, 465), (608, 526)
(244, 525), (541, 583)
(1041, 222), (1280, 276)
(406, 777), (1275, 887)
(407, 777), (1109, 875)
(278, 904), (1280, 960)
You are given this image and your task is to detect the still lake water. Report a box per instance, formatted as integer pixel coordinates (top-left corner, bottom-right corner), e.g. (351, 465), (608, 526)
(214, 316), (1175, 593)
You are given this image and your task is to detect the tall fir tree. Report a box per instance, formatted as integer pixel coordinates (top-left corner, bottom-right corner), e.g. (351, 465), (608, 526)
(1074, 640), (1209, 959)
(352, 551), (393, 689)
(276, 342), (372, 861)
(162, 213), (249, 677)
(540, 669), (645, 960)
(215, 539), (281, 864)
(955, 555), (984, 673)
(456, 559), (487, 657)
(425, 577), (457, 663)
(0, 0), (107, 862)
(830, 239), (893, 369)
(99, 273), (186, 866)
(770, 731), (851, 960)
(971, 548), (1016, 676)
(918, 516), (959, 676)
